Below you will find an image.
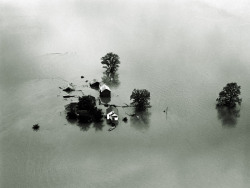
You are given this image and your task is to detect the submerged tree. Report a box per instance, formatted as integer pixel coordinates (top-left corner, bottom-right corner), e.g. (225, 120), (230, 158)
(91, 107), (104, 122)
(65, 95), (103, 124)
(216, 83), (242, 108)
(66, 105), (78, 120)
(78, 95), (96, 111)
(78, 96), (103, 123)
(130, 89), (150, 111)
(101, 52), (120, 74)
(102, 71), (120, 88)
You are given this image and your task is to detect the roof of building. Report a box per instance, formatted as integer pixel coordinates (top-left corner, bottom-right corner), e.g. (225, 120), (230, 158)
(99, 84), (111, 92)
(106, 106), (118, 114)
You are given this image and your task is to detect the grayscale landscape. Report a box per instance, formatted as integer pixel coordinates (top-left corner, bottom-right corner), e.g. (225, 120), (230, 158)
(1, 0), (250, 187)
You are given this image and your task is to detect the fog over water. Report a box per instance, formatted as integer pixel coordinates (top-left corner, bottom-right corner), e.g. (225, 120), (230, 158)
(1, 0), (250, 187)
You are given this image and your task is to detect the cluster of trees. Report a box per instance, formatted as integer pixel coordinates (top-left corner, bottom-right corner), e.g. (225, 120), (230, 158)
(66, 95), (103, 123)
(66, 52), (243, 128)
(101, 52), (151, 111)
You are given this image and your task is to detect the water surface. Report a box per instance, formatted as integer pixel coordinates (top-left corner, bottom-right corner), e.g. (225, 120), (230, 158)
(1, 0), (250, 187)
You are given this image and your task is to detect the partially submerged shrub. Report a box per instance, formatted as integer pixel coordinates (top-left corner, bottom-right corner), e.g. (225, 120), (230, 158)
(65, 95), (103, 123)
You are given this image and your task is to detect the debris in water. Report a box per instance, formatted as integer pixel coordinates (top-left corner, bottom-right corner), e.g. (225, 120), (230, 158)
(32, 124), (40, 131)
(122, 117), (128, 122)
(125, 112), (136, 117)
(108, 125), (116, 131)
(85, 80), (88, 82)
(63, 83), (75, 93)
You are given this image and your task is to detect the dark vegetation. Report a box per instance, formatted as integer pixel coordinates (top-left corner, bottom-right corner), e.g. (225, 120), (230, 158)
(216, 83), (242, 108)
(101, 52), (120, 74)
(216, 83), (242, 127)
(130, 89), (151, 111)
(66, 95), (103, 123)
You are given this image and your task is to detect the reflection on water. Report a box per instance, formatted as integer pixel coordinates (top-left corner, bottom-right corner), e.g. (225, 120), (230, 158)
(77, 121), (92, 132)
(101, 71), (120, 88)
(66, 117), (78, 125)
(67, 115), (105, 132)
(93, 122), (105, 131)
(99, 96), (111, 104)
(216, 106), (240, 127)
(130, 110), (151, 131)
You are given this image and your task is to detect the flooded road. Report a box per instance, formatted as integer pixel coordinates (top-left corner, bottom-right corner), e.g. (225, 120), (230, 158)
(1, 0), (250, 187)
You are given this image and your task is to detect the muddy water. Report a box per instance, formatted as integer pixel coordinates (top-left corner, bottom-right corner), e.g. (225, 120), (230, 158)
(1, 1), (250, 187)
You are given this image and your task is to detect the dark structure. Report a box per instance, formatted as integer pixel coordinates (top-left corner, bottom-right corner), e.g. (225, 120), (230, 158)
(106, 106), (119, 124)
(99, 84), (111, 97)
(78, 95), (96, 110)
(89, 79), (100, 89)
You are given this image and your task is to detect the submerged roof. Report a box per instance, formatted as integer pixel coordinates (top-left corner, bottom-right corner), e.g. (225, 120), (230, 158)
(106, 106), (118, 114)
(99, 84), (111, 92)
(90, 79), (100, 84)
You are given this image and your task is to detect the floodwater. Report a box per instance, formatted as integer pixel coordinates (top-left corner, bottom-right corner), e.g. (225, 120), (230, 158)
(1, 0), (250, 187)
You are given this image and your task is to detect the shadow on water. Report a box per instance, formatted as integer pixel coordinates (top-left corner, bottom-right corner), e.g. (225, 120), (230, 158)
(216, 106), (240, 128)
(93, 122), (105, 131)
(77, 121), (92, 132)
(67, 118), (105, 132)
(102, 71), (120, 88)
(130, 110), (151, 131)
(100, 96), (111, 104)
(66, 118), (78, 124)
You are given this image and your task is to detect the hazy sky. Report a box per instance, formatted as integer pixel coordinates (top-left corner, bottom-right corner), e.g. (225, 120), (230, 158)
(1, 0), (250, 85)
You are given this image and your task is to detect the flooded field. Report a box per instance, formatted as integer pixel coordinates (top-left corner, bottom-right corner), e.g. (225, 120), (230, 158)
(1, 0), (250, 187)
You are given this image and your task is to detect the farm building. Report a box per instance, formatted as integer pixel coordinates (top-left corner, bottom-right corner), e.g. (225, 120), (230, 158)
(99, 84), (111, 97)
(106, 106), (119, 122)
